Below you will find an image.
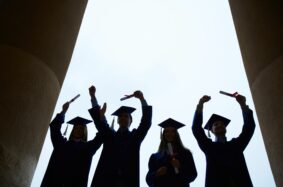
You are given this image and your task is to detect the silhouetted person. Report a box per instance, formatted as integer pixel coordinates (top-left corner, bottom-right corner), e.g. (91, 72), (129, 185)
(88, 85), (152, 187)
(146, 118), (197, 187)
(41, 102), (102, 187)
(192, 94), (255, 187)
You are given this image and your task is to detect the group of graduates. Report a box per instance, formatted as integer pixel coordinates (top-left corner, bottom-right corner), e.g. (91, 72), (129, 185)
(41, 85), (256, 187)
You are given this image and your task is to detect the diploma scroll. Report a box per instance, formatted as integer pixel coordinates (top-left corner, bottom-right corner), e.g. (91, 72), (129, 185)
(69, 94), (80, 103)
(63, 94), (80, 136)
(219, 91), (238, 98)
(120, 94), (134, 101)
(167, 143), (179, 174)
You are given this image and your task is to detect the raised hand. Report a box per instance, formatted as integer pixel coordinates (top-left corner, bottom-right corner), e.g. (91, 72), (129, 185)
(61, 102), (70, 114)
(235, 94), (246, 107)
(133, 90), (144, 100)
(89, 85), (96, 97)
(99, 102), (107, 120)
(199, 95), (211, 105)
(156, 166), (167, 177)
(170, 158), (181, 169)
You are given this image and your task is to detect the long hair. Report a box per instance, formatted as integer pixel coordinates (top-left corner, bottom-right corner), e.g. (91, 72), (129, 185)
(158, 128), (190, 153)
(68, 126), (88, 142)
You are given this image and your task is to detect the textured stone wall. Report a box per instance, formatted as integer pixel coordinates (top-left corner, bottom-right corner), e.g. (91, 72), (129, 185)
(228, 0), (283, 186)
(0, 1), (88, 186)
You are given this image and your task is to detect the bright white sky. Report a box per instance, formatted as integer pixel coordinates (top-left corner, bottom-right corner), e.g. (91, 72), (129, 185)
(31, 0), (276, 186)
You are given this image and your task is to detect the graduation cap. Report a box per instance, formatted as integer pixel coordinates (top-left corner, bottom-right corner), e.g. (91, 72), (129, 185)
(111, 106), (136, 116)
(67, 116), (92, 125)
(111, 106), (136, 127)
(158, 118), (185, 139)
(63, 116), (92, 135)
(204, 114), (230, 137)
(158, 118), (185, 129)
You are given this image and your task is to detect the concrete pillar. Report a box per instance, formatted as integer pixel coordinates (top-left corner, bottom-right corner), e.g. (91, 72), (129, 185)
(0, 0), (87, 186)
(228, 0), (283, 186)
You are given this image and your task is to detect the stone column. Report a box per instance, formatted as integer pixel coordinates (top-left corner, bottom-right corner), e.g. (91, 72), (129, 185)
(228, 0), (283, 186)
(0, 0), (87, 186)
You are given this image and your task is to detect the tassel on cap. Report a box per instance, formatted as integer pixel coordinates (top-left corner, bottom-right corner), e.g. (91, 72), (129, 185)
(111, 117), (115, 129)
(207, 130), (211, 138)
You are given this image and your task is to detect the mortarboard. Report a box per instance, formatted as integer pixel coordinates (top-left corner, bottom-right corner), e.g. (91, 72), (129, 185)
(158, 118), (185, 129)
(67, 116), (92, 126)
(63, 116), (92, 136)
(204, 114), (230, 130)
(112, 106), (136, 116)
(158, 118), (185, 139)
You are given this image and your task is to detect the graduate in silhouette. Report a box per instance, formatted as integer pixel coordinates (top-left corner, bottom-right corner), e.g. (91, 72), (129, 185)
(146, 118), (197, 187)
(88, 85), (152, 187)
(192, 94), (255, 187)
(41, 101), (102, 187)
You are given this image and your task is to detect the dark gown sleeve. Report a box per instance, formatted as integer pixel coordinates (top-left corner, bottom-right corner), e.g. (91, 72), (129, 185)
(88, 106), (114, 138)
(234, 107), (256, 151)
(146, 154), (157, 187)
(50, 113), (67, 148)
(134, 105), (152, 143)
(192, 111), (212, 153)
(87, 132), (103, 155)
(177, 150), (198, 184)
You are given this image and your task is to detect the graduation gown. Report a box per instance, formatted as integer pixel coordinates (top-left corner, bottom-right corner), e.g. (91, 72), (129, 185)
(41, 114), (102, 187)
(146, 149), (197, 187)
(88, 105), (152, 187)
(192, 107), (255, 187)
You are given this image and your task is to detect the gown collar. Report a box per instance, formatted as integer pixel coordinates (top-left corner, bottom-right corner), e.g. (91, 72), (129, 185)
(215, 135), (227, 143)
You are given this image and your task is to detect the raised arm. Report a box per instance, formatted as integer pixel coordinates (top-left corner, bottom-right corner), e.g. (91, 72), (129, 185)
(132, 90), (152, 143)
(87, 132), (103, 155)
(192, 95), (212, 152)
(234, 95), (256, 150)
(50, 102), (68, 148)
(88, 85), (113, 135)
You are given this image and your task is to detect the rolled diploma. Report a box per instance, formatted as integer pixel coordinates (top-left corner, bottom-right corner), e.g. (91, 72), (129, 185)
(167, 143), (179, 174)
(219, 91), (238, 97)
(69, 94), (80, 103)
(120, 94), (134, 101)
